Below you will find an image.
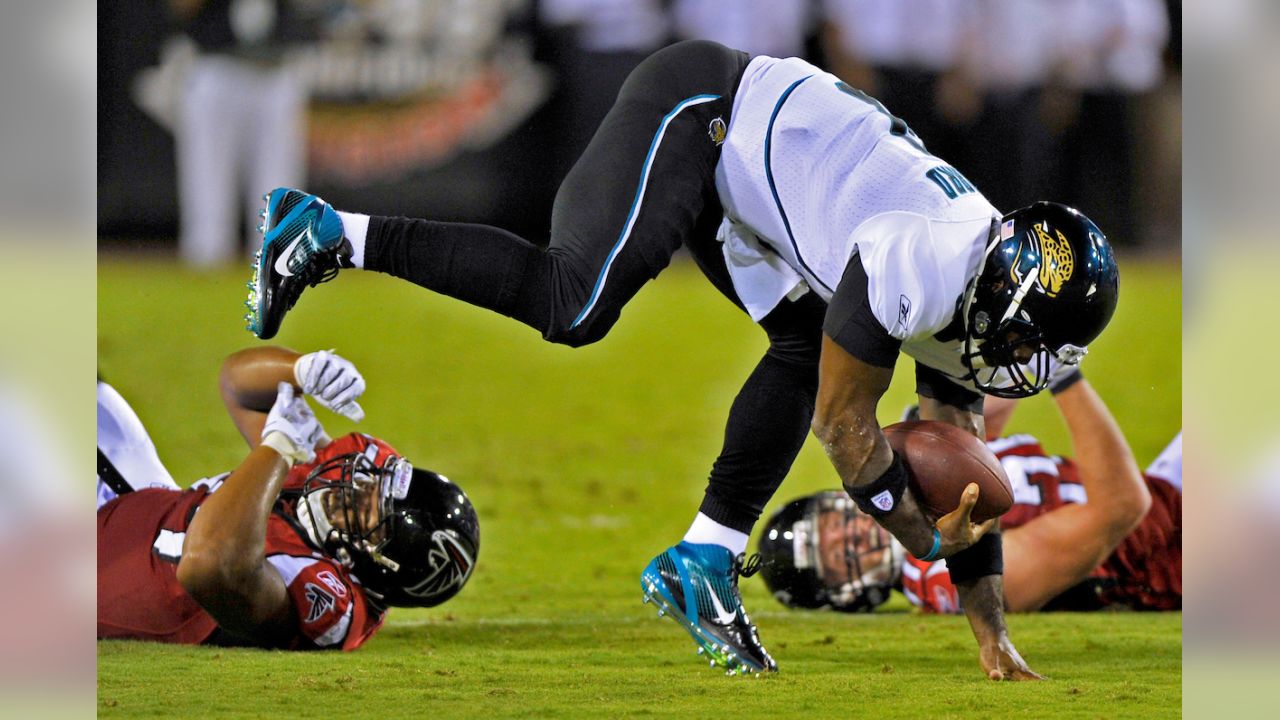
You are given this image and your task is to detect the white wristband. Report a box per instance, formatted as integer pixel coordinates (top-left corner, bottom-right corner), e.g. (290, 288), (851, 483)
(260, 430), (304, 466)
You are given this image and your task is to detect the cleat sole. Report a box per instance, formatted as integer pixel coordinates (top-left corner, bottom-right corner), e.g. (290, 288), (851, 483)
(641, 580), (765, 675)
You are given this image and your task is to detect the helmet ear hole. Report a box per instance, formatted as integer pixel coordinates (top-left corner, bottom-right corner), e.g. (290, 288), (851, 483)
(974, 311), (991, 335)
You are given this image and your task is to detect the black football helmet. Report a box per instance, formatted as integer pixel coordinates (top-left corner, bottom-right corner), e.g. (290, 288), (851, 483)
(295, 434), (480, 608)
(961, 202), (1119, 398)
(757, 491), (903, 612)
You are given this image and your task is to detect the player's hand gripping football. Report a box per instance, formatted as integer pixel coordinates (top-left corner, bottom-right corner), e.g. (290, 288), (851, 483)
(934, 483), (998, 558)
(261, 382), (328, 465)
(294, 349), (366, 421)
(979, 633), (1043, 681)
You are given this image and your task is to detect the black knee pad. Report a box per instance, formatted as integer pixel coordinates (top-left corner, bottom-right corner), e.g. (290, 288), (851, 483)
(617, 40), (751, 110)
(760, 293), (825, 373)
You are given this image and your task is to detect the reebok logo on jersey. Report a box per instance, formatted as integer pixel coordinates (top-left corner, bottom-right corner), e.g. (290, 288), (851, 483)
(895, 295), (912, 335)
(304, 582), (336, 623)
(317, 570), (348, 598)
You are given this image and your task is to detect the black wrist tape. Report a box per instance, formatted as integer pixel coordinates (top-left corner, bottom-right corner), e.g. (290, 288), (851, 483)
(946, 531), (1003, 583)
(844, 451), (909, 518)
(1049, 368), (1084, 395)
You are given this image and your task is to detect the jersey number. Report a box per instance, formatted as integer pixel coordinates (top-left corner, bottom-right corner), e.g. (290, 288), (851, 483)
(1001, 455), (1058, 506)
(925, 165), (976, 200)
(834, 81), (925, 152)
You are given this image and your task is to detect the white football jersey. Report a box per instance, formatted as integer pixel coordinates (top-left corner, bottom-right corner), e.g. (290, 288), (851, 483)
(714, 55), (1000, 388)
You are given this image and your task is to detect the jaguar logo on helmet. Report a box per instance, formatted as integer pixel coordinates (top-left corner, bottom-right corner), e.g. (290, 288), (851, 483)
(1031, 222), (1075, 297)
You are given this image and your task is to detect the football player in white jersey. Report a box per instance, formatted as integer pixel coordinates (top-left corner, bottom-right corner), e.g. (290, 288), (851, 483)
(240, 40), (1117, 678)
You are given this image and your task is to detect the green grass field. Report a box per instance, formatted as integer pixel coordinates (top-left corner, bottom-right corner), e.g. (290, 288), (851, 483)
(98, 254), (1181, 718)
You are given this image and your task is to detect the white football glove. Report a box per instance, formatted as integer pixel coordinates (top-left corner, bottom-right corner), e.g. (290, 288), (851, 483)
(260, 382), (327, 465)
(1046, 348), (1086, 395)
(294, 349), (366, 422)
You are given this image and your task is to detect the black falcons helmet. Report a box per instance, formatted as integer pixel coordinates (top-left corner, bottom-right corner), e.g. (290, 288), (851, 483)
(960, 202), (1119, 398)
(295, 435), (480, 608)
(757, 491), (902, 613)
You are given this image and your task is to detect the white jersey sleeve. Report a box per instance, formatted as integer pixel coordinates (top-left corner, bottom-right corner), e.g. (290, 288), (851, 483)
(854, 212), (991, 341)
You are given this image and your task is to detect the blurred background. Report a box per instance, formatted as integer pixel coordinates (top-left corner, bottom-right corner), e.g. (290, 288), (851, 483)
(98, 0), (1182, 262)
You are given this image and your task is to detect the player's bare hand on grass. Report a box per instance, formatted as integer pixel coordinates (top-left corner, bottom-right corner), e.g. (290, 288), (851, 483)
(935, 483), (998, 558)
(980, 635), (1043, 681)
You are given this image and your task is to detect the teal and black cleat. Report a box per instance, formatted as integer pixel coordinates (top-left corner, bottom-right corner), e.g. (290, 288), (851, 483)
(641, 542), (777, 675)
(245, 187), (349, 339)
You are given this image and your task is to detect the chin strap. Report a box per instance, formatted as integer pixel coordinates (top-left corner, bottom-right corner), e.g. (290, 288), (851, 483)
(296, 489), (336, 553)
(999, 271), (1039, 326)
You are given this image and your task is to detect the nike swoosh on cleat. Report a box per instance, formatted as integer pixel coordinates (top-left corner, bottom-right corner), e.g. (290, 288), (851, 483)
(273, 230), (308, 277)
(703, 579), (737, 625)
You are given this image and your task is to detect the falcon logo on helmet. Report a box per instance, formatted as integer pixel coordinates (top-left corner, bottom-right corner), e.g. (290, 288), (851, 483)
(403, 530), (476, 600)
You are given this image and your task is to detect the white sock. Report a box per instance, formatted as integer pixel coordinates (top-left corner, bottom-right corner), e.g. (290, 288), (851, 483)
(336, 211), (370, 268)
(682, 512), (749, 556)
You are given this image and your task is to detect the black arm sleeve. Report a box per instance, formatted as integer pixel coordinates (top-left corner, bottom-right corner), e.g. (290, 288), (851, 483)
(914, 362), (984, 413)
(822, 255), (901, 368)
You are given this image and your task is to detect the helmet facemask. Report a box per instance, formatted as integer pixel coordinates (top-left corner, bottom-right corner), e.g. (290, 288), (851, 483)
(296, 450), (413, 576)
(960, 235), (1086, 399)
(763, 492), (903, 612)
(811, 494), (903, 610)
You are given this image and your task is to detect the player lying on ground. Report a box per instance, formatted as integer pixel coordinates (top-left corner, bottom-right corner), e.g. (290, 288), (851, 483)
(97, 347), (479, 650)
(758, 372), (1181, 614)
(240, 40), (1118, 677)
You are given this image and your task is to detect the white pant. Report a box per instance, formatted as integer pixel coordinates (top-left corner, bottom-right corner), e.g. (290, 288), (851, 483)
(175, 56), (306, 267)
(1145, 432), (1183, 493)
(97, 382), (178, 509)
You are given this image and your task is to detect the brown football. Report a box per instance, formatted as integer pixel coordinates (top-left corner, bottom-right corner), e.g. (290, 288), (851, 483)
(883, 420), (1013, 523)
